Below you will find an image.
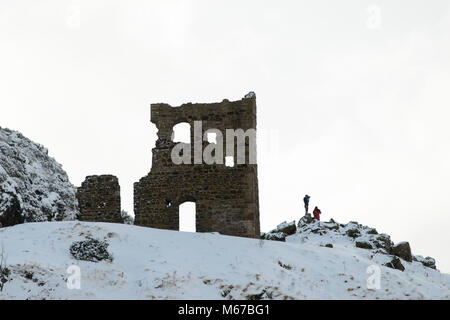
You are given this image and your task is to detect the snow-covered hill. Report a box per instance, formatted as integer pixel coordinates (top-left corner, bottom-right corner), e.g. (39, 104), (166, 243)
(0, 220), (448, 300)
(0, 127), (79, 227)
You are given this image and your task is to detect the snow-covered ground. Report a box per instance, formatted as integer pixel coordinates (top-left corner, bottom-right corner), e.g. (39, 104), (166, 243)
(1, 221), (449, 300)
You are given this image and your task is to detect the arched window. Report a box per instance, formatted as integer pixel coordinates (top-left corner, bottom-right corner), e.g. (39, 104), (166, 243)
(225, 156), (235, 167)
(207, 132), (217, 144)
(179, 201), (196, 232)
(172, 122), (191, 144)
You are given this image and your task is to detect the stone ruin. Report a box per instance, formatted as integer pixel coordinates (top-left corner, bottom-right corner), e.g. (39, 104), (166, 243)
(76, 175), (122, 223)
(134, 94), (260, 238)
(76, 93), (260, 239)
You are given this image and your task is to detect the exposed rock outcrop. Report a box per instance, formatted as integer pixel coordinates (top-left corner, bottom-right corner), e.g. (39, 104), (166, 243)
(276, 221), (296, 236)
(263, 216), (438, 271)
(384, 256), (405, 271)
(261, 232), (286, 242)
(0, 127), (79, 227)
(391, 242), (413, 262)
(261, 221), (296, 242)
(414, 255), (436, 270)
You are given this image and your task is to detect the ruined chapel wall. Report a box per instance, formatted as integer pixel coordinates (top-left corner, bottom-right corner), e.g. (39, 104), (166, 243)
(76, 175), (122, 223)
(134, 95), (260, 238)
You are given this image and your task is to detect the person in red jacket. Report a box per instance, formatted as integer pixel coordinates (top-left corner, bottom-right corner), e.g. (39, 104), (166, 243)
(313, 206), (321, 220)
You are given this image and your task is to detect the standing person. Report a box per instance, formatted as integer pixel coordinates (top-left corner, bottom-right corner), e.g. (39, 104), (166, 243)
(303, 195), (310, 215)
(313, 206), (322, 220)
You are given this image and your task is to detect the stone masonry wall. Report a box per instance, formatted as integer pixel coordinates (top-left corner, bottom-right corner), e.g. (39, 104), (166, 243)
(134, 94), (260, 238)
(77, 175), (122, 223)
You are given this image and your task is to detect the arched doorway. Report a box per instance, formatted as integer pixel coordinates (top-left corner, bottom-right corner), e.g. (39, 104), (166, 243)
(179, 201), (196, 232)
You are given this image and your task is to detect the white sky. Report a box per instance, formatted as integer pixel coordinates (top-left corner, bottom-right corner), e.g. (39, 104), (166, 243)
(1, 0), (449, 273)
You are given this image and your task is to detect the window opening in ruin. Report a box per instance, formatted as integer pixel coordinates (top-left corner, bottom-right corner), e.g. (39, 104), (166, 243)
(207, 132), (217, 144)
(179, 201), (196, 232)
(172, 122), (191, 143)
(225, 156), (235, 167)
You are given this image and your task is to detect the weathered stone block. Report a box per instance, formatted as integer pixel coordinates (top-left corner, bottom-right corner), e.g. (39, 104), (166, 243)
(391, 241), (413, 262)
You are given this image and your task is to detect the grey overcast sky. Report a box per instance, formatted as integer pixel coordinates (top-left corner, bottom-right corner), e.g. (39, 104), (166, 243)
(1, 0), (450, 273)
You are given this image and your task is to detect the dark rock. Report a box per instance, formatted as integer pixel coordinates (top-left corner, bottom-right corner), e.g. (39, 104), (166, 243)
(325, 243), (333, 248)
(323, 222), (339, 231)
(276, 221), (296, 236)
(298, 214), (313, 225)
(374, 234), (393, 252)
(246, 291), (265, 300)
(346, 229), (361, 238)
(384, 256), (405, 271)
(261, 232), (286, 242)
(367, 228), (378, 235)
(311, 228), (326, 235)
(391, 242), (412, 262)
(278, 261), (292, 270)
(414, 255), (436, 270)
(355, 241), (373, 249)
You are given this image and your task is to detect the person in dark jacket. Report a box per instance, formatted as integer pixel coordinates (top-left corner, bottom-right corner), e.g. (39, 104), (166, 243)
(303, 195), (310, 214)
(313, 206), (321, 220)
